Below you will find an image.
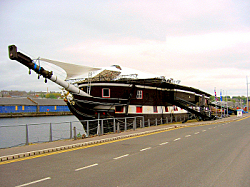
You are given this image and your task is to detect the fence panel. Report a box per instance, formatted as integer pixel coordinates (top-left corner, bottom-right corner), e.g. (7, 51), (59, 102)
(0, 125), (26, 148)
(0, 116), (148, 149)
(28, 123), (51, 143)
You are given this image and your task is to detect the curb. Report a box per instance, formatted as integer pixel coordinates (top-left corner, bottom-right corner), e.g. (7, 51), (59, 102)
(0, 116), (242, 162)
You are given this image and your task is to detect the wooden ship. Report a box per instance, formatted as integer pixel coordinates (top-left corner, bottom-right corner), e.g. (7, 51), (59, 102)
(8, 45), (213, 133)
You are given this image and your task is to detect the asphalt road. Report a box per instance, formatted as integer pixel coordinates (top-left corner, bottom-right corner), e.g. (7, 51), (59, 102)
(1, 117), (250, 187)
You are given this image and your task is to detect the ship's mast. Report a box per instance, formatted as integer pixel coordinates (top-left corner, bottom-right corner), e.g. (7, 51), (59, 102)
(8, 45), (91, 97)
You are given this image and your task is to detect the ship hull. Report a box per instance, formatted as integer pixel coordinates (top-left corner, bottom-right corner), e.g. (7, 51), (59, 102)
(66, 80), (211, 134)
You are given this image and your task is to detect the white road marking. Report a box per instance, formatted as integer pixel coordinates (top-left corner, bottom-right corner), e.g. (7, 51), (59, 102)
(15, 177), (51, 187)
(113, 154), (129, 160)
(75, 163), (98, 171)
(194, 132), (200, 134)
(174, 138), (181, 141)
(202, 130), (207, 132)
(140, 147), (152, 152)
(159, 142), (169, 145)
(209, 128), (212, 129)
(185, 135), (191, 137)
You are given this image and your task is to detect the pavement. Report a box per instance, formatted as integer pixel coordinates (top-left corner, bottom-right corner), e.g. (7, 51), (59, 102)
(0, 113), (248, 162)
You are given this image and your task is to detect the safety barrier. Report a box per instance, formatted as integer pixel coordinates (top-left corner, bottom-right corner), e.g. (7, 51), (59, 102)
(0, 115), (190, 149)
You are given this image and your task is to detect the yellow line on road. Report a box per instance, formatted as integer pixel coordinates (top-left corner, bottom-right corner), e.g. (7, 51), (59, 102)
(0, 128), (176, 165)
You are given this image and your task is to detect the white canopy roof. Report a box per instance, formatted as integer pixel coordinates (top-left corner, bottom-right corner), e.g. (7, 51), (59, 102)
(40, 58), (101, 80)
(40, 58), (162, 81)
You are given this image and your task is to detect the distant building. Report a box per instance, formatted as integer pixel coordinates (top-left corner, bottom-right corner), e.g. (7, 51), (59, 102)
(0, 97), (70, 114)
(0, 90), (11, 97)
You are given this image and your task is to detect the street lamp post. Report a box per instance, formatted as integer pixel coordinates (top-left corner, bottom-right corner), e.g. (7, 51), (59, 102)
(247, 76), (249, 113)
(223, 90), (225, 117)
(226, 91), (228, 117)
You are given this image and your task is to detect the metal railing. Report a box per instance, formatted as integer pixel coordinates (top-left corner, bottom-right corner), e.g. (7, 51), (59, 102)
(0, 115), (189, 149)
(0, 120), (84, 149)
(79, 116), (144, 136)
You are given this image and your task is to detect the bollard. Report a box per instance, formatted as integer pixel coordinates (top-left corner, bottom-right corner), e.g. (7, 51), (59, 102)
(25, 124), (29, 145)
(160, 118), (163, 124)
(87, 121), (89, 137)
(133, 118), (136, 130)
(171, 116), (173, 123)
(166, 117), (168, 124)
(175, 116), (177, 122)
(70, 122), (72, 139)
(155, 118), (157, 126)
(113, 118), (116, 133)
(142, 116), (145, 128)
(148, 119), (150, 127)
(117, 122), (120, 133)
(125, 118), (127, 131)
(101, 120), (104, 135)
(49, 123), (52, 142)
(73, 127), (77, 140)
(97, 123), (101, 136)
(140, 120), (142, 128)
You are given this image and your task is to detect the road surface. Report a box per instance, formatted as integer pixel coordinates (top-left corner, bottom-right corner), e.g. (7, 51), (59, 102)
(1, 117), (250, 186)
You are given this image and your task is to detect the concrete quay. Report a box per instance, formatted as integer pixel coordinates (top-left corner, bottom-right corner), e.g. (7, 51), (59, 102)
(0, 114), (248, 162)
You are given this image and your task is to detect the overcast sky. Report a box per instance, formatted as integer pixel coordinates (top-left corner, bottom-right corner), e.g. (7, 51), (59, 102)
(1, 0), (250, 96)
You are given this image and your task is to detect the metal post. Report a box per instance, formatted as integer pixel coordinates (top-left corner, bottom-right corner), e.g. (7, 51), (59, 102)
(160, 118), (163, 124)
(140, 120), (142, 128)
(155, 118), (157, 126)
(166, 117), (168, 124)
(247, 76), (249, 113)
(220, 90), (223, 117)
(101, 119), (104, 135)
(25, 124), (29, 145)
(142, 116), (145, 128)
(87, 121), (89, 137)
(117, 122), (120, 133)
(97, 123), (101, 136)
(70, 122), (72, 139)
(148, 119), (150, 127)
(73, 126), (77, 140)
(215, 101), (217, 117)
(113, 118), (116, 133)
(98, 113), (100, 133)
(49, 123), (52, 142)
(170, 116), (173, 123)
(175, 116), (177, 122)
(133, 118), (136, 130)
(125, 117), (127, 131)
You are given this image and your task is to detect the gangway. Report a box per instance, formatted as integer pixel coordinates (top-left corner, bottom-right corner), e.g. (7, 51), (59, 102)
(165, 97), (214, 121)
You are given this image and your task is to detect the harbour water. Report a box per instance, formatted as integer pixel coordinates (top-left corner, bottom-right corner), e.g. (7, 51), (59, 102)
(0, 115), (85, 149)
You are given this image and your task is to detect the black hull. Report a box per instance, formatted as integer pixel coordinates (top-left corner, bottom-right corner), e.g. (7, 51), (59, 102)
(67, 101), (191, 135)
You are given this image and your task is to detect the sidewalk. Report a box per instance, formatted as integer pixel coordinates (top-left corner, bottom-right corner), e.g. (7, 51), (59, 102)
(0, 114), (248, 162)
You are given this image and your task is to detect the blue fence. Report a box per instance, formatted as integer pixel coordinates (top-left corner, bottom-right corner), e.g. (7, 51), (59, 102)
(0, 105), (70, 113)
(39, 105), (70, 112)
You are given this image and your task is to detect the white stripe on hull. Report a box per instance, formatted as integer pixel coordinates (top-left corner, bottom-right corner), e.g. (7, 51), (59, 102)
(94, 105), (190, 114)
